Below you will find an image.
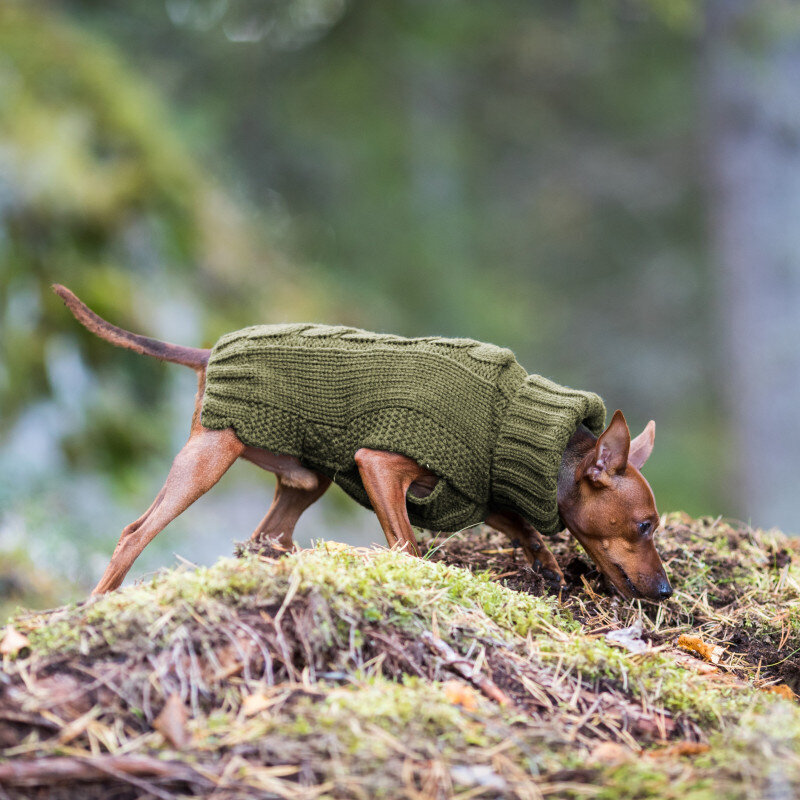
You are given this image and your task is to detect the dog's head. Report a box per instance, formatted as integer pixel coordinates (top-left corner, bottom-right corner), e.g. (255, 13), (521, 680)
(559, 410), (672, 602)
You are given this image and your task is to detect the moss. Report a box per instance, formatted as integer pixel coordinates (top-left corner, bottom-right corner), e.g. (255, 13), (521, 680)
(321, 678), (478, 737)
(13, 542), (781, 733)
(8, 524), (800, 798)
(595, 763), (715, 800)
(22, 544), (568, 659)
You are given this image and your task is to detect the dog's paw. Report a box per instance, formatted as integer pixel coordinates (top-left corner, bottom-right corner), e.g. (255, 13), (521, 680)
(540, 567), (567, 589)
(234, 537), (294, 559)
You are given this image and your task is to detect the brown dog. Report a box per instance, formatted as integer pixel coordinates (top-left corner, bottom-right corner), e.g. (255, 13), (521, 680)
(54, 285), (671, 601)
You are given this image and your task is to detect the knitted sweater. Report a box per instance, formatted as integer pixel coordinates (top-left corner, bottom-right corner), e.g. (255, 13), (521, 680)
(201, 324), (606, 534)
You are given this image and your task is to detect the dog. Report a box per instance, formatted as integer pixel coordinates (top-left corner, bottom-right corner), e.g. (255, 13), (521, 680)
(54, 285), (671, 601)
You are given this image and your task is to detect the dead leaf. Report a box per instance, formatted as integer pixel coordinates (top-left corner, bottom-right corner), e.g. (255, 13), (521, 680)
(443, 680), (479, 712)
(0, 626), (30, 657)
(241, 692), (272, 717)
(209, 642), (248, 681)
(605, 619), (648, 654)
(587, 742), (633, 766)
(677, 634), (723, 664)
(763, 684), (796, 701)
(153, 693), (189, 749)
(648, 741), (710, 759)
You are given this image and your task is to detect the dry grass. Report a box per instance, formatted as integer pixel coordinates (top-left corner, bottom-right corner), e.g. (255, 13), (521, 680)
(0, 515), (799, 798)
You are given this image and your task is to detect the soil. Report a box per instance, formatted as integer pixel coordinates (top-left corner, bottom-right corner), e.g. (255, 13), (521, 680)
(419, 514), (800, 687)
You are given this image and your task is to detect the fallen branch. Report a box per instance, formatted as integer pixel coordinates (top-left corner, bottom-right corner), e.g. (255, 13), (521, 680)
(421, 631), (511, 706)
(0, 755), (211, 792)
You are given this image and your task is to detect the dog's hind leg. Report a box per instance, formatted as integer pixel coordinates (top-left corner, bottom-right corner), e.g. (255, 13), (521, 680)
(92, 427), (244, 595)
(241, 448), (330, 549)
(241, 449), (319, 491)
(249, 475), (331, 549)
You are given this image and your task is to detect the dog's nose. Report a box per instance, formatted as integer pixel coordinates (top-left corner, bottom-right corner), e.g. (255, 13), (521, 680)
(656, 580), (673, 600)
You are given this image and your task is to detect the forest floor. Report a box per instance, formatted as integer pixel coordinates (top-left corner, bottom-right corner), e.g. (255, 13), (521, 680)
(1, 513), (800, 799)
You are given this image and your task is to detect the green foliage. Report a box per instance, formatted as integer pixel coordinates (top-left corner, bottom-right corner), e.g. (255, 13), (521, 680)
(0, 4), (195, 422)
(0, 3), (338, 472)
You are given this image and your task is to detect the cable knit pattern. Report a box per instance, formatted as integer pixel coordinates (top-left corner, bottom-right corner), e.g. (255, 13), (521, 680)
(201, 324), (606, 533)
(491, 375), (606, 534)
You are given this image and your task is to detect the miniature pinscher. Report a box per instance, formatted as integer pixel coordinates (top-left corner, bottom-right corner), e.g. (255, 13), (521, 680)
(54, 285), (671, 602)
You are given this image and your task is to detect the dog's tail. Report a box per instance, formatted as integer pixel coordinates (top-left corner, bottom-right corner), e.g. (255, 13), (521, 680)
(53, 284), (210, 371)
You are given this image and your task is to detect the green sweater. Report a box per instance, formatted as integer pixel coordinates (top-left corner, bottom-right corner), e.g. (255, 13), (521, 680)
(201, 324), (606, 534)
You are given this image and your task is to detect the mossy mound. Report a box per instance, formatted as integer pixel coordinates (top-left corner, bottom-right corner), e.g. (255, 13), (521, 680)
(1, 516), (800, 798)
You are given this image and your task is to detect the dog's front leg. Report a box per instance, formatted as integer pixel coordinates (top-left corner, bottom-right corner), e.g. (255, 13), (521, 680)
(354, 448), (434, 557)
(485, 510), (565, 587)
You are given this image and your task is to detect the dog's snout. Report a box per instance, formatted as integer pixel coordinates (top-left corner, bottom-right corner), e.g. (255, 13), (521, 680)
(656, 580), (673, 601)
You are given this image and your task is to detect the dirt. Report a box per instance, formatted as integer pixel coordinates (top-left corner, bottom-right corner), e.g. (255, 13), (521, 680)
(420, 514), (800, 686)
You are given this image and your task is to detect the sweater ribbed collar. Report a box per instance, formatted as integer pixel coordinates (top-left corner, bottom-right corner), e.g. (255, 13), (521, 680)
(490, 375), (606, 535)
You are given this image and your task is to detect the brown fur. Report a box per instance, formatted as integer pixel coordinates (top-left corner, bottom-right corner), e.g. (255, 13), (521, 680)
(52, 285), (210, 370)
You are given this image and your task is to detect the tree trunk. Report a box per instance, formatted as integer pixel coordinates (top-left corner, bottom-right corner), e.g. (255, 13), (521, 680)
(705, 1), (800, 532)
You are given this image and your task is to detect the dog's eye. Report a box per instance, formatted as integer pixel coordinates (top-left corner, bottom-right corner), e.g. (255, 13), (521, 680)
(637, 521), (652, 536)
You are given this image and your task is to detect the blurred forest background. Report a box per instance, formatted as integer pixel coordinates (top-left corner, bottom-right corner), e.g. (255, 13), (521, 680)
(1, 0), (800, 612)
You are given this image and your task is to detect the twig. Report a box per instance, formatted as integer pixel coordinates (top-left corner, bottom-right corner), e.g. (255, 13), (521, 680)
(421, 632), (510, 706)
(0, 710), (61, 732)
(88, 757), (179, 800)
(0, 755), (210, 792)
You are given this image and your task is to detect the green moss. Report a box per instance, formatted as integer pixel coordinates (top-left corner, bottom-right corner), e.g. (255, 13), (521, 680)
(595, 763), (715, 800)
(10, 528), (800, 798)
(316, 678), (486, 744)
(11, 541), (777, 734)
(22, 543), (568, 659)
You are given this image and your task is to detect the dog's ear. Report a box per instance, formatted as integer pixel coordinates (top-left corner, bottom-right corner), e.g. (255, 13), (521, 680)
(577, 409), (630, 487)
(629, 420), (655, 470)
